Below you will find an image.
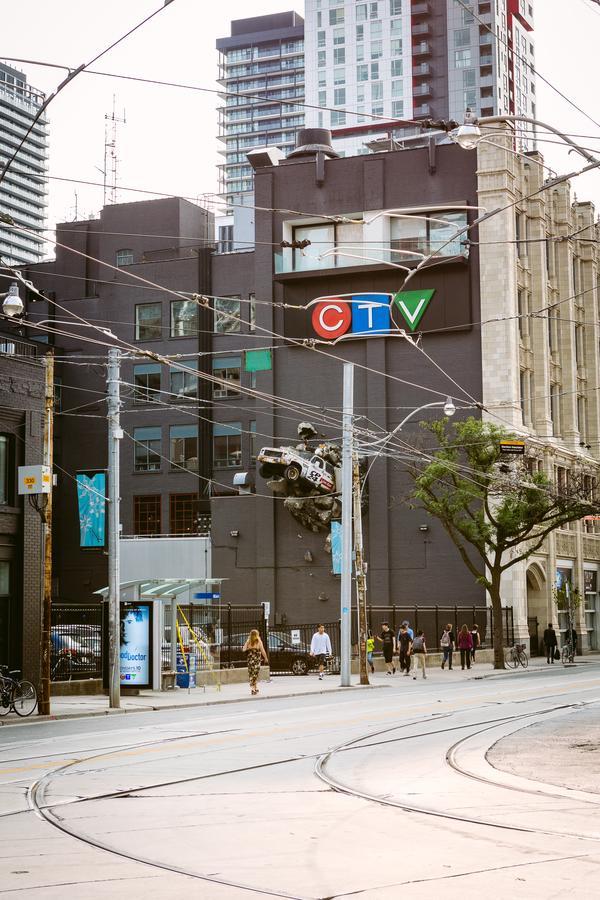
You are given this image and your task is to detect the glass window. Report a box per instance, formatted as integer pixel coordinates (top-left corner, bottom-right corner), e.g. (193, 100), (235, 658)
(392, 100), (404, 117)
(455, 48), (471, 67)
(213, 356), (241, 398)
(391, 59), (402, 77)
(356, 24), (364, 41)
(318, 90), (327, 107)
(250, 420), (258, 463)
(454, 28), (471, 47)
(370, 2), (379, 17)
(463, 68), (476, 87)
(390, 210), (467, 258)
(133, 364), (161, 403)
(356, 43), (365, 61)
(135, 303), (162, 341)
(0, 561), (10, 594)
(392, 79), (403, 97)
(317, 30), (326, 48)
(214, 296), (241, 333)
(333, 47), (346, 65)
(334, 87), (346, 105)
(334, 67), (345, 84)
(370, 41), (382, 59)
(331, 110), (346, 126)
(170, 299), (198, 338)
(357, 64), (369, 82)
(170, 425), (199, 471)
(170, 361), (198, 401)
(370, 62), (379, 79)
(390, 0), (402, 13)
(356, 4), (367, 21)
(249, 293), (256, 332)
(170, 494), (201, 535)
(333, 26), (345, 45)
(391, 39), (402, 56)
(371, 21), (382, 38)
(318, 50), (326, 68)
(0, 435), (10, 505)
(390, 18), (402, 35)
(293, 223), (335, 271)
(213, 423), (242, 468)
(329, 8), (344, 24)
(116, 248), (134, 266)
(134, 495), (161, 535)
(371, 81), (383, 101)
(134, 427), (161, 472)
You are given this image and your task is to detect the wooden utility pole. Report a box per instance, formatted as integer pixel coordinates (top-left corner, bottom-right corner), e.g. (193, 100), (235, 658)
(352, 453), (369, 686)
(39, 352), (54, 715)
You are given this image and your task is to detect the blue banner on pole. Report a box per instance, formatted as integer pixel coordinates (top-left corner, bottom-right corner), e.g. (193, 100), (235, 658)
(331, 520), (342, 575)
(76, 471), (107, 548)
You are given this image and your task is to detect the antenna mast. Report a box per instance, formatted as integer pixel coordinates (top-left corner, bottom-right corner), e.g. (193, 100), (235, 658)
(103, 96), (126, 205)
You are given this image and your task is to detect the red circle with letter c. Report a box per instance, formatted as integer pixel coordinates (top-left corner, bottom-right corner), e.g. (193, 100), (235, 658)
(311, 299), (352, 339)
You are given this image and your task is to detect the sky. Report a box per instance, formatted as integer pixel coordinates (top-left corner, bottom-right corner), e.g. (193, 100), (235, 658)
(2, 0), (600, 244)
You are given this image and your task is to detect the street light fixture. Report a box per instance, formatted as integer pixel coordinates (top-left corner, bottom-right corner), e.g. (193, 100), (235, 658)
(1, 282), (24, 318)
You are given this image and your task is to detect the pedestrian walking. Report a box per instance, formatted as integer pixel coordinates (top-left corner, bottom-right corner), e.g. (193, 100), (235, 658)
(440, 624), (455, 670)
(401, 620), (414, 640)
(242, 629), (268, 696)
(470, 624), (480, 663)
(366, 632), (375, 674)
(411, 630), (427, 679)
(397, 623), (413, 676)
(310, 624), (332, 681)
(377, 622), (396, 675)
(457, 624), (473, 670)
(543, 622), (558, 664)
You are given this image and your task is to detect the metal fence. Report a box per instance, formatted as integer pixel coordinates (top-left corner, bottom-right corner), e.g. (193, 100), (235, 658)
(361, 605), (514, 650)
(51, 604), (103, 681)
(266, 622), (341, 676)
(164, 604), (266, 672)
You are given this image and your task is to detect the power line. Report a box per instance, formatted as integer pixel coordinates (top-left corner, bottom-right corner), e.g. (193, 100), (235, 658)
(0, 3), (175, 188)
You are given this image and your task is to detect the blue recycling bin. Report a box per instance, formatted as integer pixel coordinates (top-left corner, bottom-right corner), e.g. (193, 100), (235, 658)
(176, 651), (196, 688)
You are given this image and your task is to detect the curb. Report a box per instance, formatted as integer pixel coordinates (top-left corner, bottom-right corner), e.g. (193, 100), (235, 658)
(0, 682), (388, 727)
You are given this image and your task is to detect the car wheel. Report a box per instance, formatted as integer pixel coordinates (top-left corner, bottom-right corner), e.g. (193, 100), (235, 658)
(260, 463), (275, 478)
(291, 657), (309, 676)
(285, 464), (302, 482)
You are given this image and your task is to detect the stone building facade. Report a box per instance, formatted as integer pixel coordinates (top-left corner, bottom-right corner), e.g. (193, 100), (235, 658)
(477, 126), (600, 652)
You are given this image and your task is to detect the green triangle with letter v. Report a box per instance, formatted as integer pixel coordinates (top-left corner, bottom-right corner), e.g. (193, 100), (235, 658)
(393, 289), (435, 331)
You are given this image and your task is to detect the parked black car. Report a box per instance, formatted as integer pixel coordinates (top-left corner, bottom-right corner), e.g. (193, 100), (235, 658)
(222, 632), (317, 675)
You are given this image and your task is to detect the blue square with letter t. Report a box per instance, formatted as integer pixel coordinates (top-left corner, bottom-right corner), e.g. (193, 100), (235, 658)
(351, 294), (392, 336)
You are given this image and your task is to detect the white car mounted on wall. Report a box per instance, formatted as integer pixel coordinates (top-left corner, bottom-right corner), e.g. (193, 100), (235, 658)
(257, 446), (336, 494)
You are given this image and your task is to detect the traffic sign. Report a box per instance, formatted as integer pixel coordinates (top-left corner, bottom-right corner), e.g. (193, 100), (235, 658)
(194, 592), (221, 600)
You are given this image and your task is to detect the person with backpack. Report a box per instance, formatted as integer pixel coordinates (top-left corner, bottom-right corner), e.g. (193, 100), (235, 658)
(457, 624), (473, 670)
(411, 630), (427, 680)
(470, 624), (481, 663)
(397, 623), (413, 676)
(440, 624), (455, 670)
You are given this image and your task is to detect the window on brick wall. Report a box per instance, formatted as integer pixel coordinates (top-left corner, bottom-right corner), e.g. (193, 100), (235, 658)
(0, 435), (13, 505)
(169, 493), (201, 535)
(134, 495), (161, 535)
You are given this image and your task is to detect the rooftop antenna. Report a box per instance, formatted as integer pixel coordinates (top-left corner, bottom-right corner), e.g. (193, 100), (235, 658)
(103, 96), (126, 205)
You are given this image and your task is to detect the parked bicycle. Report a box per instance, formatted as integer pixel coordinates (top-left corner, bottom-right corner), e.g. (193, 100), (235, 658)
(0, 665), (37, 717)
(561, 641), (575, 665)
(505, 643), (529, 669)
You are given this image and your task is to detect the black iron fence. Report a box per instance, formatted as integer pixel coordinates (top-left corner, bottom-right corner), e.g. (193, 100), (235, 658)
(51, 604), (103, 681)
(266, 622), (341, 675)
(361, 605), (514, 650)
(164, 604), (266, 672)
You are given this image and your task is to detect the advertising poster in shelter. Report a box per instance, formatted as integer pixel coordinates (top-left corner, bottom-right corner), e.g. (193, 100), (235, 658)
(120, 603), (151, 687)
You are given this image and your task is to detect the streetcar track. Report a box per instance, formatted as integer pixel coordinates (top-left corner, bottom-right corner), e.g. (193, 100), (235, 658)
(314, 700), (600, 843)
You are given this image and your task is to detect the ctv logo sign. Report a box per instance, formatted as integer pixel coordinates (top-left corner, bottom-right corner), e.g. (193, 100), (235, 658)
(310, 290), (436, 340)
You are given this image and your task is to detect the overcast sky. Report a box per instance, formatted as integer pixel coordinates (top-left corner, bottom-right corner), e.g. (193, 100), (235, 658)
(3, 0), (600, 243)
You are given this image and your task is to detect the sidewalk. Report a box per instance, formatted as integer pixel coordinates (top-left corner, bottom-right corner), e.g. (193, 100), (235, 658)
(2, 654), (599, 726)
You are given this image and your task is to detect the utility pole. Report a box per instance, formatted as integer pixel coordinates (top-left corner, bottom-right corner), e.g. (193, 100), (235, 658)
(38, 352), (54, 715)
(340, 363), (353, 686)
(107, 347), (122, 708)
(352, 452), (369, 685)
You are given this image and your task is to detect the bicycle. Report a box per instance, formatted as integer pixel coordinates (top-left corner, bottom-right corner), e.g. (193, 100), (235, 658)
(0, 665), (38, 717)
(505, 644), (529, 669)
(561, 642), (575, 665)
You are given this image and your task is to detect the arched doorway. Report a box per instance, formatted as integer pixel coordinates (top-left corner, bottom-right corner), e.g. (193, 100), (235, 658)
(527, 562), (547, 655)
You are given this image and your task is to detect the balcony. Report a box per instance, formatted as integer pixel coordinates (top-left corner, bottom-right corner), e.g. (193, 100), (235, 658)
(479, 33), (493, 47)
(411, 22), (430, 36)
(274, 238), (466, 276)
(412, 41), (432, 57)
(413, 82), (432, 97)
(411, 2), (430, 14)
(412, 103), (432, 118)
(412, 62), (432, 76)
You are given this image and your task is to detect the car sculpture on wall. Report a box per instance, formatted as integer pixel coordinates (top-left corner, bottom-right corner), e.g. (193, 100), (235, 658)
(257, 446), (336, 494)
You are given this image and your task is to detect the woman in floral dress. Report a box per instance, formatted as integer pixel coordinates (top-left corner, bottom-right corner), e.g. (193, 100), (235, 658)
(243, 629), (268, 695)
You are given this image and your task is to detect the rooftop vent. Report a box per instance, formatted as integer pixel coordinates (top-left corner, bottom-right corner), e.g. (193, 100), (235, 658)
(287, 128), (340, 160)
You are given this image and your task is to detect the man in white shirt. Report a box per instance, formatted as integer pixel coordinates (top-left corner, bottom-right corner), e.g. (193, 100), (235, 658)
(310, 624), (332, 681)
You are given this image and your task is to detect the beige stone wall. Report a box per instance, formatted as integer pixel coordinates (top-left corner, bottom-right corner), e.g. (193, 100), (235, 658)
(478, 125), (600, 652)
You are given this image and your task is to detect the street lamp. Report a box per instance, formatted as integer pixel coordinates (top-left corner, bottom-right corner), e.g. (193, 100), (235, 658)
(0, 282), (24, 318)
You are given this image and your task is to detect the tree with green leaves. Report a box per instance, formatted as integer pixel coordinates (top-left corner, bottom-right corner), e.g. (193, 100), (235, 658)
(408, 417), (597, 668)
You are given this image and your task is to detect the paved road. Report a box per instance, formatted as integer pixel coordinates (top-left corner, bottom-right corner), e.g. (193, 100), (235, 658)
(1, 664), (600, 898)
